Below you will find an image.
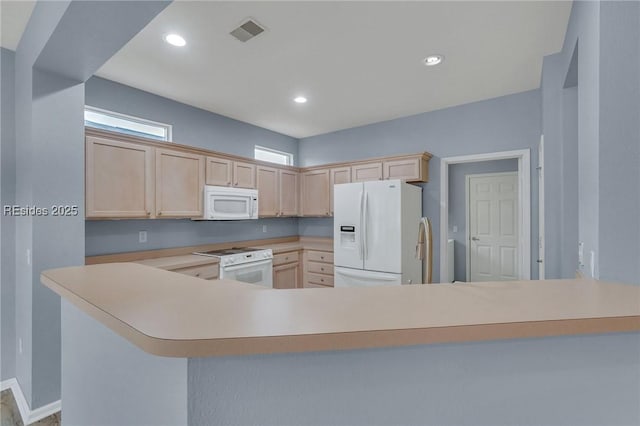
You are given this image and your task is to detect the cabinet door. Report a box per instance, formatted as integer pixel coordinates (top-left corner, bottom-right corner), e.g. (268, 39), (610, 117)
(351, 162), (383, 182)
(155, 148), (205, 218)
(233, 161), (256, 189)
(383, 157), (422, 181)
(256, 165), (279, 217)
(86, 136), (154, 218)
(205, 157), (232, 186)
(279, 169), (299, 216)
(273, 262), (300, 289)
(301, 169), (330, 216)
(329, 166), (351, 215)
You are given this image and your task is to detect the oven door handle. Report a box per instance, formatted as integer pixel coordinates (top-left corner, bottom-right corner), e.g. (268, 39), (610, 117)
(220, 259), (272, 272)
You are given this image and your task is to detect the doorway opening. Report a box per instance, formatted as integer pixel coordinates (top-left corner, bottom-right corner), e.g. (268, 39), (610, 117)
(440, 149), (531, 282)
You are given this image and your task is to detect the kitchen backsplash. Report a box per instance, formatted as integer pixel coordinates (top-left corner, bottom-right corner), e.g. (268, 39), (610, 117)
(85, 218), (299, 256)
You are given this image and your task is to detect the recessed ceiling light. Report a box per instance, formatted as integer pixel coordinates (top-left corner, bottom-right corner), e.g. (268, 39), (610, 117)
(423, 54), (444, 66)
(165, 33), (186, 47)
(294, 96), (308, 104)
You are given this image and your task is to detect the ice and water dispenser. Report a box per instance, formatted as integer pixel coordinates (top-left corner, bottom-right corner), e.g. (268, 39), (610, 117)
(339, 225), (357, 249)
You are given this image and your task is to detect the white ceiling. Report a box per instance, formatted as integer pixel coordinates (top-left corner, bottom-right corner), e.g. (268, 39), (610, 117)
(0, 0), (35, 51)
(4, 1), (572, 139)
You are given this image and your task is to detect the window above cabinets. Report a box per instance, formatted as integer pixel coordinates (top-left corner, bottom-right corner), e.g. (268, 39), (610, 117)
(84, 106), (172, 142)
(255, 145), (293, 166)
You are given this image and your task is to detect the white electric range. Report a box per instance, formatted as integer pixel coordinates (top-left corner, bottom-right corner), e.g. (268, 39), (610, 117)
(193, 247), (273, 288)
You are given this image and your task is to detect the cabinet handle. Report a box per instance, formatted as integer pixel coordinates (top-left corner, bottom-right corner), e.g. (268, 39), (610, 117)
(234, 182), (238, 186)
(320, 256), (324, 260)
(320, 278), (324, 282)
(227, 181), (231, 186)
(146, 211), (151, 216)
(195, 273), (200, 277)
(320, 267), (324, 271)
(158, 212), (162, 216)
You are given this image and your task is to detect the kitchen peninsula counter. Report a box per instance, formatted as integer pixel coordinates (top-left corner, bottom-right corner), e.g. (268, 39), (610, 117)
(42, 263), (640, 358)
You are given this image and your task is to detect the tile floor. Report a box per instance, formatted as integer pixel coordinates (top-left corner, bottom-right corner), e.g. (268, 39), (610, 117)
(1, 390), (60, 426)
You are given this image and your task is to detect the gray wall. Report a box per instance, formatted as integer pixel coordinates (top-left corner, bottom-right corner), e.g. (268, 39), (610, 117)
(62, 301), (187, 426)
(1, 48), (16, 381)
(189, 332), (640, 426)
(85, 76), (299, 162)
(86, 218), (298, 256)
(542, 0), (640, 284)
(448, 159), (518, 282)
(299, 89), (541, 282)
(12, 0), (170, 410)
(597, 1), (640, 284)
(84, 77), (301, 256)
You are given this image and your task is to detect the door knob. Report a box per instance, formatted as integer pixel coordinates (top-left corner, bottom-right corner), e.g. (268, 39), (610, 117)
(471, 237), (480, 241)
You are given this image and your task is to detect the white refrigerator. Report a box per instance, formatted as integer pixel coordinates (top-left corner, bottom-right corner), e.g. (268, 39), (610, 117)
(333, 179), (422, 287)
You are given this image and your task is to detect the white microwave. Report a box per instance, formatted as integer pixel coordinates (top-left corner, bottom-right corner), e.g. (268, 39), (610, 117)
(201, 185), (258, 220)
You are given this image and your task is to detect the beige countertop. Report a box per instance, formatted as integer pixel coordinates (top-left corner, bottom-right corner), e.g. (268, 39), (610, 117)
(42, 263), (640, 358)
(135, 254), (219, 270)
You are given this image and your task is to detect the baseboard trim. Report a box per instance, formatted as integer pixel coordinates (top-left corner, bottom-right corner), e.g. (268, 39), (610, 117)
(1, 378), (61, 425)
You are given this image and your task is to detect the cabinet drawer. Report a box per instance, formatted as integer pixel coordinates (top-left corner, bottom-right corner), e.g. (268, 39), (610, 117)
(273, 251), (300, 266)
(303, 282), (332, 289)
(172, 264), (219, 280)
(306, 251), (333, 263)
(305, 272), (334, 287)
(307, 261), (333, 275)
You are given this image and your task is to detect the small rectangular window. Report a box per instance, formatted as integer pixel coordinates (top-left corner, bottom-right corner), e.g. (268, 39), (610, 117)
(84, 106), (172, 141)
(255, 145), (294, 166)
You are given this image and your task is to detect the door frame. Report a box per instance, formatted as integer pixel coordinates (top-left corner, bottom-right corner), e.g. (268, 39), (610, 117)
(440, 149), (531, 282)
(465, 172), (518, 282)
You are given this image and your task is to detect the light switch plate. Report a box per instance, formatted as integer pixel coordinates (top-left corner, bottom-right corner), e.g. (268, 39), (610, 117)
(139, 231), (147, 243)
(578, 242), (584, 266)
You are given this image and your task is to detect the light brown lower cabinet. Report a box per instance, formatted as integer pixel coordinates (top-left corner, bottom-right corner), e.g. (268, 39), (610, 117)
(273, 250), (301, 289)
(171, 263), (219, 280)
(303, 250), (334, 288)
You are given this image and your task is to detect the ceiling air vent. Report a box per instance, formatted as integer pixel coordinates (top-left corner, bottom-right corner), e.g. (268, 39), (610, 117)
(230, 19), (265, 42)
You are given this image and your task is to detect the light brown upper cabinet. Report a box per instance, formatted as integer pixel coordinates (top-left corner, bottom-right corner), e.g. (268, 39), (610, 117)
(301, 169), (330, 216)
(155, 148), (205, 218)
(233, 161), (256, 189)
(329, 166), (351, 215)
(256, 165), (279, 217)
(279, 169), (299, 216)
(205, 157), (255, 189)
(205, 157), (232, 186)
(257, 166), (299, 217)
(86, 136), (154, 219)
(351, 162), (383, 182)
(383, 157), (428, 182)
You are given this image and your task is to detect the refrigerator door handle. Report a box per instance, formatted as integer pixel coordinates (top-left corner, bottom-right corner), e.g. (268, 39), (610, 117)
(358, 190), (364, 260)
(363, 190), (368, 260)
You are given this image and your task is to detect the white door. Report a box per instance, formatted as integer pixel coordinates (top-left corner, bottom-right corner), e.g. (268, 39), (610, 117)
(333, 182), (364, 269)
(363, 180), (402, 273)
(468, 173), (519, 281)
(334, 266), (402, 287)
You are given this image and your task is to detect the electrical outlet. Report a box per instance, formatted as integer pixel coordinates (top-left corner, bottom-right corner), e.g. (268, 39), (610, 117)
(18, 338), (22, 354)
(590, 250), (596, 277)
(452, 225), (458, 233)
(262, 225), (267, 233)
(26, 249), (31, 266)
(139, 231), (147, 243)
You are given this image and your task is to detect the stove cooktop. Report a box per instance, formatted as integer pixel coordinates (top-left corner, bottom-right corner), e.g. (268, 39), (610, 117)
(193, 247), (263, 257)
